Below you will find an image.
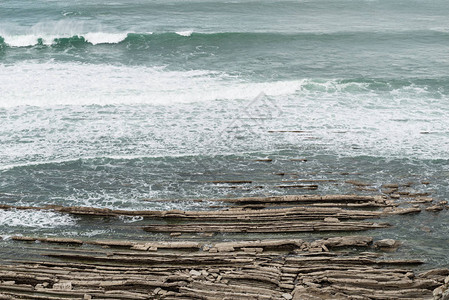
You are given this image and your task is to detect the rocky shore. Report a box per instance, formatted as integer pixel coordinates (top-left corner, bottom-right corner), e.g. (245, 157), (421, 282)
(1, 191), (448, 299)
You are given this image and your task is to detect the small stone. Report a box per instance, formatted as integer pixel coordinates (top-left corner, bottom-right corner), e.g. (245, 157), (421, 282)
(53, 282), (72, 291)
(189, 270), (202, 277)
(282, 293), (293, 300)
(434, 287), (443, 297)
(153, 287), (161, 294)
(383, 207), (394, 212)
(374, 239), (398, 248)
(208, 247), (218, 253)
(390, 194), (400, 199)
(255, 158), (273, 162)
(170, 232), (182, 237)
(445, 275), (449, 284)
(421, 226), (432, 233)
(345, 180), (371, 187)
(383, 184), (399, 188)
(148, 246), (158, 252)
(83, 295), (92, 300)
(426, 205), (443, 212)
(201, 270), (209, 276)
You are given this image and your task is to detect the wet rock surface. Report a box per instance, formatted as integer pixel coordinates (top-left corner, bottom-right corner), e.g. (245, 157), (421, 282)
(1, 192), (447, 299)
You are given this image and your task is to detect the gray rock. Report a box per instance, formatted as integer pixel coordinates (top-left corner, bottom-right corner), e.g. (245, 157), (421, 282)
(189, 270), (202, 277)
(52, 282), (72, 291)
(374, 239), (397, 248)
(324, 217), (340, 223)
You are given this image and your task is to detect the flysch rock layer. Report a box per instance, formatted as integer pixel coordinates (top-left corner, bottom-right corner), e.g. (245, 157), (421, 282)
(1, 193), (447, 299)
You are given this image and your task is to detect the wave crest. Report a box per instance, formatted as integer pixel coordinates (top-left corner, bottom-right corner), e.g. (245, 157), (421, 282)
(0, 32), (132, 47)
(0, 31), (203, 48)
(1, 29), (447, 48)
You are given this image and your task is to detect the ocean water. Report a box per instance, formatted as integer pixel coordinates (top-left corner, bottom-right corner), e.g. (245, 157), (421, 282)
(1, 0), (449, 266)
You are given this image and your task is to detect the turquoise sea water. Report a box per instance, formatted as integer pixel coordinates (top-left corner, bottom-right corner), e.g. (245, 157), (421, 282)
(1, 0), (449, 266)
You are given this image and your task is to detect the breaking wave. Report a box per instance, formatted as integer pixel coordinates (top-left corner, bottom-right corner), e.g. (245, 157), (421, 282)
(1, 30), (448, 48)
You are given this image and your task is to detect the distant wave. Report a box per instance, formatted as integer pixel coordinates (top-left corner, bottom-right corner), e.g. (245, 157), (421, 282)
(0, 29), (448, 48)
(0, 32), (132, 47)
(0, 31), (196, 47)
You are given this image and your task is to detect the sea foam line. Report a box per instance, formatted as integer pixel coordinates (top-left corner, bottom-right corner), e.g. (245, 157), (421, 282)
(0, 209), (77, 228)
(0, 61), (305, 107)
(0, 153), (205, 171)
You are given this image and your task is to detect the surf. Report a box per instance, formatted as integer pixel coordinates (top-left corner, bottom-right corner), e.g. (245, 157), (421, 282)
(1, 29), (448, 48)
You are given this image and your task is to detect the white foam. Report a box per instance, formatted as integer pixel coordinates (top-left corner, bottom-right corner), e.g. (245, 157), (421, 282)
(80, 230), (109, 237)
(0, 158), (83, 171)
(0, 61), (302, 107)
(0, 153), (204, 172)
(0, 209), (77, 228)
(0, 20), (80, 47)
(1, 34), (43, 47)
(118, 215), (144, 223)
(0, 19), (133, 47)
(430, 27), (449, 33)
(0, 32), (130, 47)
(0, 61), (448, 160)
(175, 30), (193, 37)
(84, 32), (129, 45)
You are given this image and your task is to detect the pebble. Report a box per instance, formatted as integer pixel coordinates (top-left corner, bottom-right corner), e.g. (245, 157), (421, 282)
(189, 270), (202, 277)
(374, 239), (397, 248)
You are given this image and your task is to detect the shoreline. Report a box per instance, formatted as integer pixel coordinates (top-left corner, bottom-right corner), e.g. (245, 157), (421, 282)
(1, 193), (448, 299)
